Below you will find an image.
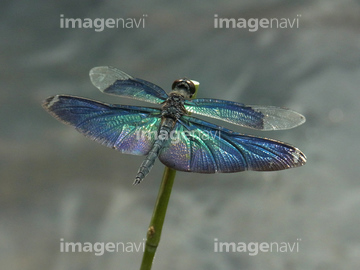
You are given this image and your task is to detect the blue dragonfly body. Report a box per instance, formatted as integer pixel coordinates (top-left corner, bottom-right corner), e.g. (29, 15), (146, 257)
(43, 66), (306, 184)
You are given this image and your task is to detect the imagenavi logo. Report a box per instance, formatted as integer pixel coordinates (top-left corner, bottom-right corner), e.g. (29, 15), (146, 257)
(135, 129), (221, 144)
(60, 238), (146, 256)
(214, 14), (301, 32)
(214, 238), (301, 256)
(60, 14), (147, 32)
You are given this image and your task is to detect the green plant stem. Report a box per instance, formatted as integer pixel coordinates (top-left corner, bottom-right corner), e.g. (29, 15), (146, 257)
(139, 80), (199, 270)
(139, 167), (176, 270)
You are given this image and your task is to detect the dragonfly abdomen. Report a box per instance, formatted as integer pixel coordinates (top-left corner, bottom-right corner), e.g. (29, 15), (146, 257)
(133, 118), (174, 185)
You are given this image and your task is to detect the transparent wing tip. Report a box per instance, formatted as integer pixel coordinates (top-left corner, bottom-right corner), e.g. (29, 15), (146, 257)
(42, 95), (60, 110)
(292, 147), (307, 167)
(296, 112), (306, 126)
(253, 106), (306, 130)
(89, 66), (132, 92)
(284, 110), (306, 129)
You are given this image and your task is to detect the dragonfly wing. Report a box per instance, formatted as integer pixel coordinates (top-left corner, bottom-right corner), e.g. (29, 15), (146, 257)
(89, 66), (168, 104)
(158, 115), (306, 173)
(185, 98), (305, 130)
(43, 95), (162, 155)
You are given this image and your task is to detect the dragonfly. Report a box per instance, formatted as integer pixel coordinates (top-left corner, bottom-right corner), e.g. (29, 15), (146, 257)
(43, 66), (306, 184)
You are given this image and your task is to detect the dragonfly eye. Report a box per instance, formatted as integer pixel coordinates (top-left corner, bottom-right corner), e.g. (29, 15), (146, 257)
(172, 78), (196, 97)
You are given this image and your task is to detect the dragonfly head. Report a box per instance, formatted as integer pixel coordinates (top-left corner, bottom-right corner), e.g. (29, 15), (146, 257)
(171, 78), (196, 99)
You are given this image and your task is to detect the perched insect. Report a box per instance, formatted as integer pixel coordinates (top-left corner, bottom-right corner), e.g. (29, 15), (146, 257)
(43, 66), (306, 184)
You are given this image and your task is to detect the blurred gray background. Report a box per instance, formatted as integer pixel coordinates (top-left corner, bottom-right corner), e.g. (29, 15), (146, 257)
(1, 0), (360, 269)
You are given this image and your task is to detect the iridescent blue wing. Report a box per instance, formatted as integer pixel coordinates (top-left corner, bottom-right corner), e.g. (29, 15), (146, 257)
(89, 66), (168, 104)
(42, 95), (161, 155)
(184, 98), (305, 130)
(158, 115), (306, 173)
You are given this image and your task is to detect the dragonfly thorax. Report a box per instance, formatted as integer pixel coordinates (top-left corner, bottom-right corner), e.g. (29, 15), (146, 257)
(161, 93), (187, 120)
